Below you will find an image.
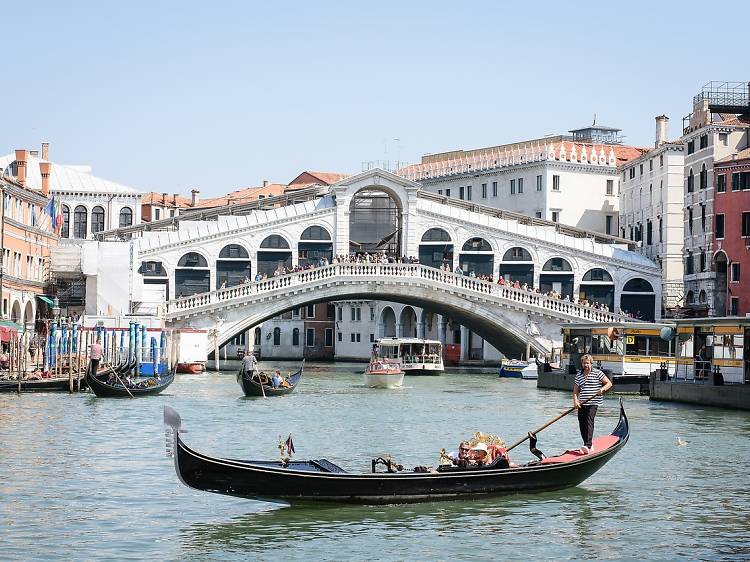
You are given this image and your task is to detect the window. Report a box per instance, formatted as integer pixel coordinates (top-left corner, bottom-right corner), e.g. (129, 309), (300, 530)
(688, 207), (693, 235)
(731, 263), (741, 282)
(90, 206), (105, 234)
(337, 332), (342, 342)
(700, 251), (706, 272)
(699, 134), (708, 149)
(481, 183), (487, 199)
(629, 168), (635, 179)
(719, 133), (728, 146)
(701, 205), (706, 232)
(337, 307), (342, 321)
(717, 174), (726, 193)
(687, 169), (694, 192)
(306, 304), (315, 318)
(325, 328), (333, 347)
(445, 188), (450, 197)
(536, 175), (542, 191)
(685, 252), (694, 275)
(369, 333), (375, 342)
(370, 307), (375, 321)
(170, 209), (175, 218)
(73, 205), (87, 239)
(438, 190), (442, 195)
(552, 175), (560, 191)
(735, 171), (750, 190)
(466, 185), (472, 200)
(639, 164), (643, 175)
(715, 214), (725, 239)
(154, 208), (161, 220)
(646, 220), (652, 245)
(459, 186), (465, 200)
(731, 297), (739, 316)
(306, 328), (315, 347)
(492, 181), (497, 197)
(606, 179), (614, 195)
(350, 333), (356, 342)
(687, 140), (695, 154)
(699, 165), (707, 189)
(660, 154), (664, 167)
(742, 212), (750, 237)
(61, 205), (70, 238)
(351, 307), (361, 321)
(356, 333), (361, 342)
(273, 327), (281, 346)
(535, 211), (542, 218)
(659, 218), (663, 242)
(510, 179), (516, 195)
(606, 215), (613, 235)
(293, 308), (301, 318)
(327, 304), (335, 319)
(119, 207), (133, 228)
(517, 178), (523, 194)
(292, 328), (300, 346)
(551, 211), (559, 223)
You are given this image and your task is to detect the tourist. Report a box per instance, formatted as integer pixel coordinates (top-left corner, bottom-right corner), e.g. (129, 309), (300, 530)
(89, 336), (103, 376)
(449, 441), (472, 466)
(271, 370), (283, 388)
(468, 442), (490, 466)
(573, 353), (612, 454)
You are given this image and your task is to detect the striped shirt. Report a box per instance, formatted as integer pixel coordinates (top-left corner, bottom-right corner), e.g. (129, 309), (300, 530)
(575, 368), (606, 406)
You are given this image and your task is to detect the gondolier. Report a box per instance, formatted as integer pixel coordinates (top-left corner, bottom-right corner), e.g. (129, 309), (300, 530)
(241, 352), (258, 374)
(573, 354), (613, 454)
(89, 337), (103, 376)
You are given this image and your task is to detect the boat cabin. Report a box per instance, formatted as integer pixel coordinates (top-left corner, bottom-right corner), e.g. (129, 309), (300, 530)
(376, 338), (444, 374)
(673, 318), (750, 384)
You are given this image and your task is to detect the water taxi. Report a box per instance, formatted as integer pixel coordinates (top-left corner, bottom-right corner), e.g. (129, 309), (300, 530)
(363, 359), (404, 389)
(375, 338), (444, 375)
(672, 317), (750, 383)
(498, 359), (529, 378)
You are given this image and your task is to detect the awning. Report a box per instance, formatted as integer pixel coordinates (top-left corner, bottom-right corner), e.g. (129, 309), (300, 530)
(36, 295), (55, 306)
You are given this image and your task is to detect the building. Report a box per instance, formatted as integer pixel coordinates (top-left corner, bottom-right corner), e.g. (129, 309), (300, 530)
(681, 82), (750, 315)
(619, 116), (685, 315)
(259, 303), (335, 361)
(0, 144), (143, 239)
(193, 182), (286, 210)
(398, 124), (648, 235)
(0, 153), (57, 332)
(142, 191), (195, 222)
(287, 171), (349, 191)
(713, 148), (750, 316)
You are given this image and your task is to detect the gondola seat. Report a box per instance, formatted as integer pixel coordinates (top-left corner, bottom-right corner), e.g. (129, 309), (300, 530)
(541, 435), (620, 464)
(311, 459), (347, 473)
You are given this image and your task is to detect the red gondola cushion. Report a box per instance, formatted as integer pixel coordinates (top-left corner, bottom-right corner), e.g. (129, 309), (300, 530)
(540, 435), (620, 464)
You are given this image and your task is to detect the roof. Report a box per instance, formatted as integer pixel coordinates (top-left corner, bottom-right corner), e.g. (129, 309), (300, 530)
(716, 147), (750, 164)
(0, 151), (143, 195)
(142, 192), (194, 207)
(288, 171), (349, 187)
(714, 114), (750, 127)
(192, 183), (286, 208)
(569, 124), (622, 132)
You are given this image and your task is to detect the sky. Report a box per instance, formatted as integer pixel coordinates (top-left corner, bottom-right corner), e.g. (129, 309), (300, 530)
(3, 0), (749, 198)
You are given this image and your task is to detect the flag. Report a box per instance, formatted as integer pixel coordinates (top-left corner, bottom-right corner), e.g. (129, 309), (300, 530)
(285, 434), (295, 456)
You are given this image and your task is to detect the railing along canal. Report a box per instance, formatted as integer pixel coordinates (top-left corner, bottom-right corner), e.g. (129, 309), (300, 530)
(165, 263), (627, 323)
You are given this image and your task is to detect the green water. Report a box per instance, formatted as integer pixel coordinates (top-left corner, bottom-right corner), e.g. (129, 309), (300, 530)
(1, 362), (749, 561)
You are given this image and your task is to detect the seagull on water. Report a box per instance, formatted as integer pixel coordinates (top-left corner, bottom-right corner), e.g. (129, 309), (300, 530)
(676, 435), (688, 446)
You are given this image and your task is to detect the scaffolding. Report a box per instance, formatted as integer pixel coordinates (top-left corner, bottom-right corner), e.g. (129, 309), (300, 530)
(693, 81), (750, 114)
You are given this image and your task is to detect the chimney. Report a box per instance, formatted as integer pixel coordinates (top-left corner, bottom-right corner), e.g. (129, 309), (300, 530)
(41, 142), (49, 161)
(39, 161), (52, 196)
(161, 192), (167, 204)
(172, 194), (178, 205)
(262, 180), (269, 187)
(14, 149), (28, 186)
(191, 189), (200, 206)
(655, 115), (669, 148)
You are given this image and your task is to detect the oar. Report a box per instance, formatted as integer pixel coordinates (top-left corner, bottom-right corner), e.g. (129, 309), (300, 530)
(505, 393), (599, 453)
(104, 363), (135, 399)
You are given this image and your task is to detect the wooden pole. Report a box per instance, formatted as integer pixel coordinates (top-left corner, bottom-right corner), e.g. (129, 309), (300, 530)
(84, 330), (90, 382)
(16, 334), (21, 394)
(505, 393), (600, 453)
(68, 325), (74, 393)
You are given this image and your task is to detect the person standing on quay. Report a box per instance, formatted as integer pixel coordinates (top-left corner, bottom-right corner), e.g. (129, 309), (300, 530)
(573, 354), (612, 454)
(89, 336), (103, 376)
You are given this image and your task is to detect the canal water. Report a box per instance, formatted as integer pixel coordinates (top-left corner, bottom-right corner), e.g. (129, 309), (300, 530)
(1, 362), (749, 561)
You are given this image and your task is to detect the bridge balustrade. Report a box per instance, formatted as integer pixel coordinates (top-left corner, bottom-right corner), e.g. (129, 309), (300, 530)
(165, 263), (628, 324)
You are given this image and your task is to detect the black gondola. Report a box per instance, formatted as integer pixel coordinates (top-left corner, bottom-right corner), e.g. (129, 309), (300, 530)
(236, 361), (304, 397)
(87, 363), (176, 398)
(163, 400), (630, 504)
(0, 375), (85, 392)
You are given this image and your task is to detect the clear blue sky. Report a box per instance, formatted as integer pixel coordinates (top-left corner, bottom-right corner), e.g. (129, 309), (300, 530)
(4, 0), (748, 197)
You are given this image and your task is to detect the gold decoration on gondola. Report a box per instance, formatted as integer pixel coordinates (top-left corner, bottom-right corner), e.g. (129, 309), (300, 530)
(467, 431), (505, 448)
(438, 448), (453, 466)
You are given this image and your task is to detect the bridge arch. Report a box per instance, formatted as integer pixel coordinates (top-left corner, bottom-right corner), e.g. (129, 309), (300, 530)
(459, 236), (494, 277)
(348, 187), (402, 256)
(298, 225), (333, 267)
(539, 257), (574, 299)
(620, 277), (656, 321)
(217, 243), (251, 288)
(399, 306), (418, 338)
(499, 246), (535, 287)
(419, 227), (454, 269)
(258, 234), (292, 276)
(380, 306), (397, 337)
(580, 267), (614, 309)
(176, 251), (210, 297)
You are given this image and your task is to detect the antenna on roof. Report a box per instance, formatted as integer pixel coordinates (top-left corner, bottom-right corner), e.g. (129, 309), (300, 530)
(592, 113), (597, 126)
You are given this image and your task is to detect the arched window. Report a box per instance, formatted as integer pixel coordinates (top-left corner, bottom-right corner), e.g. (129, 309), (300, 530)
(175, 252), (209, 297)
(582, 268), (613, 282)
(177, 252), (208, 268)
(218, 244), (249, 259)
(73, 205), (87, 239)
(273, 327), (281, 346)
(539, 257), (573, 298)
(292, 328), (300, 346)
(699, 164), (707, 190)
(699, 290), (707, 304)
(217, 244), (251, 287)
(260, 235), (290, 249)
(300, 226), (331, 240)
(542, 257), (572, 271)
(687, 168), (694, 192)
(462, 237), (492, 252)
(119, 207), (133, 228)
(502, 247), (532, 261)
(421, 228), (451, 242)
(254, 327), (261, 345)
(61, 205), (70, 238)
(91, 206), (105, 234)
(686, 291), (695, 304)
(623, 278), (654, 292)
(139, 261), (167, 277)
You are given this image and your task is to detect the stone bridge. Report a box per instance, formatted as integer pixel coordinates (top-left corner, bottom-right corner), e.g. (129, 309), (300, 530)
(165, 263), (627, 357)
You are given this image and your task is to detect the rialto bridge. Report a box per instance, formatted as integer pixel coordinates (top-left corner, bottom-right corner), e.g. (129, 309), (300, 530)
(124, 169), (660, 356)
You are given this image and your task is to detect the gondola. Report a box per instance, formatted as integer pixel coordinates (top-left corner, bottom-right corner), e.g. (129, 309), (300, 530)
(236, 361), (304, 397)
(0, 375), (84, 392)
(163, 399), (630, 504)
(87, 361), (176, 398)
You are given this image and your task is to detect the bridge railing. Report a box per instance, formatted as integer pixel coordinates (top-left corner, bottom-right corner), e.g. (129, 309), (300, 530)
(165, 263), (628, 323)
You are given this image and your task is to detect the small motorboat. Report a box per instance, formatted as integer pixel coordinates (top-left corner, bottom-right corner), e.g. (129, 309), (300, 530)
(363, 359), (404, 389)
(237, 361), (304, 397)
(163, 400), (630, 504)
(520, 363), (539, 380)
(499, 359), (529, 378)
(176, 362), (205, 374)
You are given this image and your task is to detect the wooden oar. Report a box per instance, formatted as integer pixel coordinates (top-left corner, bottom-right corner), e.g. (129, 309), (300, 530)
(104, 363), (135, 399)
(505, 393), (600, 453)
